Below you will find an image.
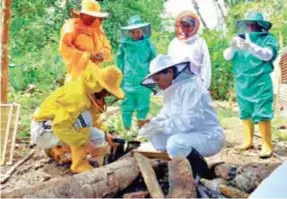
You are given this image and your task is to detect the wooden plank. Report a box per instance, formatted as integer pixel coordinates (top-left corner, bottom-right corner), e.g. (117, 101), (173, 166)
(167, 156), (197, 198)
(134, 142), (171, 161)
(133, 150), (171, 161)
(134, 153), (165, 198)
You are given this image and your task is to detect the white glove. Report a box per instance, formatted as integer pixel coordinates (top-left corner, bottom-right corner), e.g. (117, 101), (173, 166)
(230, 37), (240, 50)
(150, 115), (169, 123)
(138, 121), (167, 137)
(236, 37), (251, 51)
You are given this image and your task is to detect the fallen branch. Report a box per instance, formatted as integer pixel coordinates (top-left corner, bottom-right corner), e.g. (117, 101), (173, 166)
(167, 156), (197, 198)
(134, 153), (164, 198)
(1, 150), (35, 184)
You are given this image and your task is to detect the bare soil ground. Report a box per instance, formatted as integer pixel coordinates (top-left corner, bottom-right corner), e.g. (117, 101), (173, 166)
(1, 101), (286, 194)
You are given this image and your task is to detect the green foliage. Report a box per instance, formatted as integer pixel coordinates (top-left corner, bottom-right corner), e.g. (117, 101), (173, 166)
(100, 0), (165, 50)
(201, 29), (234, 100)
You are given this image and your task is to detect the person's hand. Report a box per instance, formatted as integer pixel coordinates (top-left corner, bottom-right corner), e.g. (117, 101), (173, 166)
(138, 119), (150, 129)
(230, 37), (239, 49)
(236, 38), (251, 51)
(86, 141), (98, 157)
(90, 52), (105, 62)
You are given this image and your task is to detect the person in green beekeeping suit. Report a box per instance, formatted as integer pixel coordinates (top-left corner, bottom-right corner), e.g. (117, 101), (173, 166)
(223, 12), (279, 158)
(116, 15), (156, 130)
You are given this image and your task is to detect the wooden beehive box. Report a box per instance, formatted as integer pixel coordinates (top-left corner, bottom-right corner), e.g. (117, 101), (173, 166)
(0, 104), (20, 165)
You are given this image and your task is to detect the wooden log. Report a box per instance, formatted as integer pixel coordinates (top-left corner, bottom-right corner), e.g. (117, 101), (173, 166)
(231, 163), (280, 193)
(167, 156), (197, 198)
(123, 191), (149, 198)
(134, 153), (164, 198)
(220, 184), (249, 198)
(213, 163), (237, 180)
(200, 178), (249, 198)
(1, 157), (140, 198)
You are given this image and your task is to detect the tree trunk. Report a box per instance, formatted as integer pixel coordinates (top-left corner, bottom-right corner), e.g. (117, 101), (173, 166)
(1, 157), (140, 198)
(191, 0), (208, 28)
(214, 0), (226, 21)
(167, 157), (197, 198)
(1, 0), (12, 103)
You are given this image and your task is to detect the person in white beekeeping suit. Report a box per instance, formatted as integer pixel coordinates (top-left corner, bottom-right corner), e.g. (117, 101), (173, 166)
(168, 11), (212, 89)
(139, 54), (224, 179)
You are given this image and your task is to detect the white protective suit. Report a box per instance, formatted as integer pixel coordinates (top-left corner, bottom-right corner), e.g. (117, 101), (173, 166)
(168, 35), (212, 89)
(249, 161), (287, 198)
(140, 70), (224, 158)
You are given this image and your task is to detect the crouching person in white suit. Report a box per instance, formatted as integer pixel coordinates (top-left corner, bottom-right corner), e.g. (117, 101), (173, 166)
(139, 54), (225, 179)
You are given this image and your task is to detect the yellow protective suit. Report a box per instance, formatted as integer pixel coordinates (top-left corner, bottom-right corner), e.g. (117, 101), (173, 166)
(59, 18), (112, 81)
(33, 65), (105, 147)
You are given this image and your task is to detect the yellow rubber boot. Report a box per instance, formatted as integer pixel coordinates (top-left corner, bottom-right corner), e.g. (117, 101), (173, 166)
(238, 120), (254, 150)
(258, 121), (273, 159)
(70, 146), (94, 173)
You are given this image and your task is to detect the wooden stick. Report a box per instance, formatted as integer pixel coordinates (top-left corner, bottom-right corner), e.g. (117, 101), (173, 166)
(1, 105), (13, 165)
(1, 150), (35, 184)
(8, 104), (20, 165)
(134, 153), (165, 198)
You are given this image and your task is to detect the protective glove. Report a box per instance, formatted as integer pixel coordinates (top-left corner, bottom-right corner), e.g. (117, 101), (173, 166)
(236, 37), (251, 51)
(138, 120), (168, 137)
(230, 37), (240, 50)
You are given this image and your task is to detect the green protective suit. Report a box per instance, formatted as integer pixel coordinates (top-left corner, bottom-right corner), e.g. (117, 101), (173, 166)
(116, 37), (156, 129)
(232, 32), (279, 123)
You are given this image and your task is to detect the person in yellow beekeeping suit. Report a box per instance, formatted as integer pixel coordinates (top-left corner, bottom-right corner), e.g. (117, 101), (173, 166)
(30, 65), (124, 173)
(59, 0), (112, 83)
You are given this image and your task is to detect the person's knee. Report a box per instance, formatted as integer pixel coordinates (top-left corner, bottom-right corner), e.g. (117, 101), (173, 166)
(90, 128), (105, 145)
(166, 136), (191, 158)
(150, 135), (167, 151)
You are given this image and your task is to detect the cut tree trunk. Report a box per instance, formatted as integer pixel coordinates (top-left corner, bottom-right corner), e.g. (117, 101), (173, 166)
(134, 153), (164, 198)
(167, 156), (197, 198)
(1, 157), (140, 198)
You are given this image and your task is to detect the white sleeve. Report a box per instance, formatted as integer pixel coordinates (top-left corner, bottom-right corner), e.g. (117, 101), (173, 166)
(249, 43), (273, 61)
(163, 82), (205, 134)
(200, 39), (212, 89)
(223, 47), (235, 60)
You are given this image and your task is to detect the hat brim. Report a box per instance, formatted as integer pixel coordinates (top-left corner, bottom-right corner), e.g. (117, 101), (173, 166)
(142, 58), (190, 85)
(236, 19), (272, 30)
(80, 10), (109, 18)
(98, 79), (125, 99)
(121, 23), (150, 30)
